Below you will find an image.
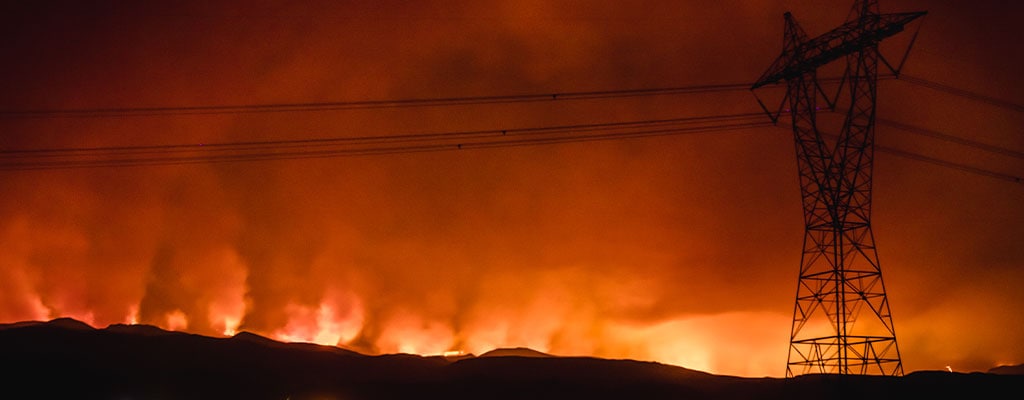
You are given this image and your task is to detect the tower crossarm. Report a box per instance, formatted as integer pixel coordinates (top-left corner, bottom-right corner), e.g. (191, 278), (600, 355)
(751, 11), (925, 89)
(756, 1), (927, 377)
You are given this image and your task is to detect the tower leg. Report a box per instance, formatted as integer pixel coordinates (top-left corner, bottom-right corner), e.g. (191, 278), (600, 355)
(783, 1), (902, 377)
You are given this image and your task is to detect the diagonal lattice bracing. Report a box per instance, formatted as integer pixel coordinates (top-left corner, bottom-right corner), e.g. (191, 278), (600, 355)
(751, 0), (926, 377)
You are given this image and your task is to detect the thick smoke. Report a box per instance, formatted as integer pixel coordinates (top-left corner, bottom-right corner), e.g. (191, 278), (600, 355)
(0, 0), (1021, 377)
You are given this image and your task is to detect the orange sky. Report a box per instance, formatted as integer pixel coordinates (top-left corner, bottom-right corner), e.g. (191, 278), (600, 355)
(0, 0), (1021, 377)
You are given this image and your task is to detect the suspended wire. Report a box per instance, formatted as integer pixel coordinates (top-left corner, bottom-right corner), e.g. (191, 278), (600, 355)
(775, 123), (1022, 185)
(2, 112), (765, 156)
(0, 77), (871, 119)
(898, 73), (1024, 113)
(0, 113), (771, 170)
(0, 123), (773, 170)
(876, 117), (1024, 160)
(820, 110), (1024, 160)
(0, 83), (756, 118)
(0, 71), (1015, 182)
(6, 111), (1017, 186)
(873, 120), (1022, 183)
(874, 145), (1022, 184)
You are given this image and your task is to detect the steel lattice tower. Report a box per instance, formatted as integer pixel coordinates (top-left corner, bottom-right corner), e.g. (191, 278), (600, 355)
(751, 1), (925, 376)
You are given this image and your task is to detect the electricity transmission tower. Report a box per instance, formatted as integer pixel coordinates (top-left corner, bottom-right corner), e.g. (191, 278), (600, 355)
(751, 0), (926, 376)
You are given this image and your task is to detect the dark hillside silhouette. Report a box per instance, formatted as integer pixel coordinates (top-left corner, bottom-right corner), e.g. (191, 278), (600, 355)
(1, 318), (1019, 400)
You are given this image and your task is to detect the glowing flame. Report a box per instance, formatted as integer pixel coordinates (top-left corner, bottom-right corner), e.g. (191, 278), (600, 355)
(273, 291), (365, 346)
(601, 312), (791, 376)
(126, 305), (139, 325)
(63, 310), (96, 327)
(221, 317), (241, 336)
(377, 312), (454, 355)
(165, 310), (189, 331)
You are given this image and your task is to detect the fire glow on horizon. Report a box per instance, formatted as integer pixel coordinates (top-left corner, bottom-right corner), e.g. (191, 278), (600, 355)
(1, 0), (1022, 378)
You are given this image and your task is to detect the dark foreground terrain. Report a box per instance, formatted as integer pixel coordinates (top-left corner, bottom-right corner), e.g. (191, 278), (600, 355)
(1, 318), (1020, 399)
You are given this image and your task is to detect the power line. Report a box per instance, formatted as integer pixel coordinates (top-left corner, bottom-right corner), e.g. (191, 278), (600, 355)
(0, 77), (873, 119)
(0, 113), (771, 170)
(5, 112), (1017, 186)
(0, 123), (773, 170)
(0, 83), (756, 119)
(2, 112), (766, 156)
(821, 110), (1024, 159)
(777, 124), (1022, 185)
(877, 117), (1024, 159)
(875, 144), (1022, 184)
(0, 72), (1015, 182)
(898, 73), (1024, 113)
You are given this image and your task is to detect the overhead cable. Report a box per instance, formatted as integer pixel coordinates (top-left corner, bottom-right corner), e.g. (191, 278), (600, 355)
(0, 113), (770, 170)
